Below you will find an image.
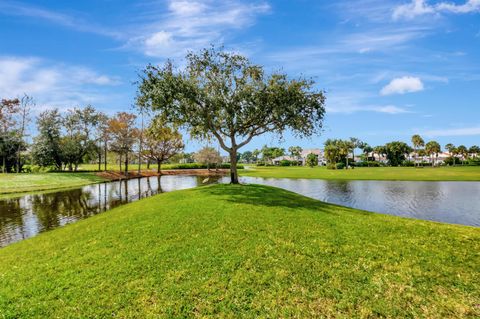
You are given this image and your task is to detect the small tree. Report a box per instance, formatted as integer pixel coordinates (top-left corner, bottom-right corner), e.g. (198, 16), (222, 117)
(194, 147), (222, 170)
(108, 112), (138, 175)
(143, 117), (184, 174)
(288, 146), (303, 159)
(240, 151), (253, 163)
(306, 153), (318, 168)
(137, 47), (326, 184)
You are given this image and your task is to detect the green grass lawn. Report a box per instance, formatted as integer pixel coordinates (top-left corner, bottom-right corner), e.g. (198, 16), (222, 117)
(0, 184), (478, 318)
(241, 165), (480, 181)
(0, 173), (106, 195)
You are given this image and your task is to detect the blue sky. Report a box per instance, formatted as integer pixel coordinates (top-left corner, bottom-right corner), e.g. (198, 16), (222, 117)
(1, 0), (479, 152)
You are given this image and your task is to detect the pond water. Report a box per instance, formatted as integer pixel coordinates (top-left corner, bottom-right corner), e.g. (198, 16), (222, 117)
(1, 175), (479, 247)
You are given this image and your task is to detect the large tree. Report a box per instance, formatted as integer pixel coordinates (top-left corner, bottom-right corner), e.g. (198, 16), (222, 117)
(143, 117), (184, 174)
(137, 47), (326, 183)
(385, 141), (412, 166)
(0, 98), (21, 172)
(31, 109), (63, 169)
(62, 106), (101, 171)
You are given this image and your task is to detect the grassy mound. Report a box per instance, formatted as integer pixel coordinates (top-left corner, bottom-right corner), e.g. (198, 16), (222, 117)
(0, 184), (478, 318)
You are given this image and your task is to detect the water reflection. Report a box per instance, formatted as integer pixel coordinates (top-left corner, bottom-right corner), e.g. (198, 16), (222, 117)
(1, 175), (479, 247)
(240, 177), (480, 228)
(0, 175), (221, 247)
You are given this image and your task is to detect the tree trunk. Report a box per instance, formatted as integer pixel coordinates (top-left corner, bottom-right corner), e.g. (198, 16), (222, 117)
(2, 156), (5, 173)
(147, 159), (150, 170)
(229, 149), (239, 184)
(125, 153), (129, 177)
(98, 143), (101, 172)
(119, 154), (122, 173)
(157, 160), (162, 175)
(104, 140), (108, 171)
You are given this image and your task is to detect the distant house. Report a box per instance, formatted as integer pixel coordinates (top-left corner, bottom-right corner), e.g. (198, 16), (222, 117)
(272, 155), (302, 165)
(408, 152), (451, 165)
(300, 149), (326, 166)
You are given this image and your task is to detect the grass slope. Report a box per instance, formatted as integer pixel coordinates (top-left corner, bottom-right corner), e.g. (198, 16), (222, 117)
(241, 166), (480, 181)
(0, 184), (479, 318)
(0, 173), (106, 195)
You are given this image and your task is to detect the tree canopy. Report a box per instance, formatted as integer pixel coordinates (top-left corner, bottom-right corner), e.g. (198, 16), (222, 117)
(137, 46), (326, 183)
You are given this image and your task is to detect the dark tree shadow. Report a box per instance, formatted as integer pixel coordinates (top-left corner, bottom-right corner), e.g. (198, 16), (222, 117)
(201, 184), (366, 216)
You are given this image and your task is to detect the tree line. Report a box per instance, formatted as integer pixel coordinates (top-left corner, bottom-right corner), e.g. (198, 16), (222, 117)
(0, 100), (184, 175)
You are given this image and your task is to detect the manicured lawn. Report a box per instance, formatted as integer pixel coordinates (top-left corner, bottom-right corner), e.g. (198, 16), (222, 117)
(0, 173), (106, 195)
(0, 184), (478, 318)
(241, 165), (480, 181)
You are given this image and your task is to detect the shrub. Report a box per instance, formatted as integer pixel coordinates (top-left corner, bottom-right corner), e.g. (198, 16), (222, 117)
(355, 161), (381, 167)
(326, 163), (336, 170)
(444, 157), (460, 166)
(166, 163), (244, 170)
(256, 163), (265, 167)
(402, 160), (415, 167)
(306, 153), (318, 168)
(466, 159), (480, 166)
(279, 160), (291, 166)
(336, 162), (346, 170)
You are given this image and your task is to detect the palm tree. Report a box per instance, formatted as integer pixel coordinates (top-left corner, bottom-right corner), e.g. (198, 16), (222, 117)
(360, 143), (373, 166)
(411, 134), (425, 167)
(373, 145), (386, 163)
(445, 143), (457, 166)
(425, 141), (441, 167)
(457, 145), (468, 165)
(349, 137), (363, 164)
(469, 145), (480, 158)
(343, 140), (355, 168)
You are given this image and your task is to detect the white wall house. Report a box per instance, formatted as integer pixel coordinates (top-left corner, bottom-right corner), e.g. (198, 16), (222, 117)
(270, 149), (326, 166)
(300, 149), (326, 166)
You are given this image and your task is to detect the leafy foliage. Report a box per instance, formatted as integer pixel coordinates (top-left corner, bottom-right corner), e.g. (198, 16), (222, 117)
(137, 46), (326, 183)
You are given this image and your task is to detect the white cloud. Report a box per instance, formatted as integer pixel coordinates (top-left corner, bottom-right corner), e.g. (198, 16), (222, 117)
(393, 0), (435, 20)
(128, 0), (270, 58)
(0, 56), (120, 111)
(380, 76), (424, 95)
(0, 1), (120, 38)
(423, 126), (480, 137)
(393, 0), (480, 20)
(328, 105), (411, 114)
(436, 0), (480, 13)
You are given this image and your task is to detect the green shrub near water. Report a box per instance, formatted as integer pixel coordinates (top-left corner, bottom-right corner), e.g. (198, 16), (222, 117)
(166, 163), (244, 170)
(335, 162), (346, 170)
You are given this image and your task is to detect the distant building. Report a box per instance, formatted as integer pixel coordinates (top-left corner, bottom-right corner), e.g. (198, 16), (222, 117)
(272, 155), (302, 165)
(300, 149), (326, 166)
